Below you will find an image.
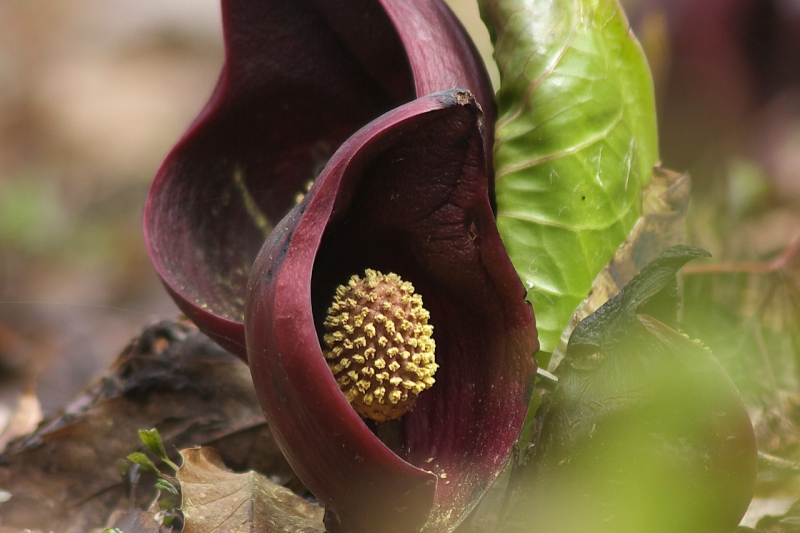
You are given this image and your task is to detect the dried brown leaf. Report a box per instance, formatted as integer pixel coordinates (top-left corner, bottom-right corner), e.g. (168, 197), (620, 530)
(178, 447), (324, 533)
(101, 508), (167, 533)
(0, 384), (42, 450)
(0, 319), (298, 532)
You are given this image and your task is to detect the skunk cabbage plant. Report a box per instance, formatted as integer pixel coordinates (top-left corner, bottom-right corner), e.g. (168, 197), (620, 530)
(143, 0), (496, 359)
(144, 2), (537, 532)
(246, 90), (538, 533)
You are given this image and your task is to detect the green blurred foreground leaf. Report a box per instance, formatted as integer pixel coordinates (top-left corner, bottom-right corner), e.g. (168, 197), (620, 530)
(505, 246), (757, 533)
(480, 0), (659, 353)
(681, 237), (800, 510)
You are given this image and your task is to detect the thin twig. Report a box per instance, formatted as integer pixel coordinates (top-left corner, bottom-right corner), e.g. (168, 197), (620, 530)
(683, 233), (800, 276)
(758, 451), (800, 472)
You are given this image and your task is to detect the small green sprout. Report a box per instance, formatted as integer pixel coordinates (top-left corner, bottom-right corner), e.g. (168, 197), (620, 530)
(125, 427), (182, 529)
(138, 428), (180, 472)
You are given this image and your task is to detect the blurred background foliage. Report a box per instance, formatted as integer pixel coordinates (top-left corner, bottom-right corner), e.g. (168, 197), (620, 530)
(0, 0), (225, 417)
(1, 0), (799, 513)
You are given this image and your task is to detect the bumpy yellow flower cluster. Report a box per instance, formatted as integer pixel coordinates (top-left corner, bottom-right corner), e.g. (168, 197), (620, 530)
(323, 269), (437, 421)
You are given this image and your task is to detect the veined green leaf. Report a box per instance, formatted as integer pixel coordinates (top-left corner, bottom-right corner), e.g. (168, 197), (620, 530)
(480, 0), (659, 352)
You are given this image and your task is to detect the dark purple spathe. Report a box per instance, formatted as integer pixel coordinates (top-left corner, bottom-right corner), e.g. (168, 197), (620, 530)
(143, 0), (495, 360)
(245, 91), (537, 533)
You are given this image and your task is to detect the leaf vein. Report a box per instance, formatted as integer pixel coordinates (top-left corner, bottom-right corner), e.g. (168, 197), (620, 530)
(496, 19), (580, 130)
(496, 109), (624, 179)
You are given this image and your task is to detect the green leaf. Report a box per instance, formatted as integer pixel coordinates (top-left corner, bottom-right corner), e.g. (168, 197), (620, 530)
(158, 496), (177, 511)
(138, 428), (168, 461)
(155, 478), (180, 495)
(549, 168), (691, 370)
(568, 244), (709, 350)
(479, 0), (659, 352)
(161, 510), (180, 527)
(138, 427), (180, 471)
(127, 452), (159, 474)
